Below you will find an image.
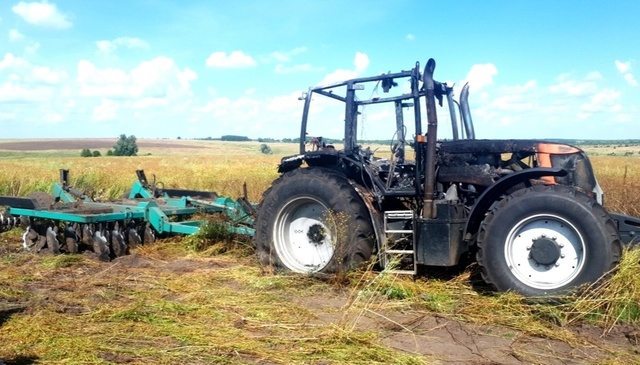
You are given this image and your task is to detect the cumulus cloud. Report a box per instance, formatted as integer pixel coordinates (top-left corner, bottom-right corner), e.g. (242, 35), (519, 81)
(270, 47), (307, 63)
(31, 65), (66, 84)
(464, 63), (497, 92)
(0, 53), (29, 70)
(615, 60), (631, 74)
(9, 29), (25, 41)
(92, 99), (119, 121)
(317, 52), (370, 86)
(205, 51), (257, 68)
(76, 57), (197, 101)
(548, 74), (598, 96)
(12, 1), (72, 29)
(615, 60), (638, 87)
(96, 37), (150, 55)
(270, 47), (321, 74)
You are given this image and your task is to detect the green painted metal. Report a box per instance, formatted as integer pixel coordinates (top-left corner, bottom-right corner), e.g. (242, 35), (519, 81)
(1, 170), (256, 237)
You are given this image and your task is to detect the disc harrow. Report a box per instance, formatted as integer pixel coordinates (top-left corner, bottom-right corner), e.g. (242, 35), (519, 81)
(0, 169), (255, 261)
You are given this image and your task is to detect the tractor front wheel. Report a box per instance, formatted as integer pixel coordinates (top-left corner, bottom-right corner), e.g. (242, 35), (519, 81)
(477, 185), (622, 296)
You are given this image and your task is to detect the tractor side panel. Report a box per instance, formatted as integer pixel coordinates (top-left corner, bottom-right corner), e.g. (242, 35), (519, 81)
(415, 202), (467, 266)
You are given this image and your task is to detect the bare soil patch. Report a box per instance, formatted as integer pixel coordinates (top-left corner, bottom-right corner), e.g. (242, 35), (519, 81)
(0, 138), (200, 151)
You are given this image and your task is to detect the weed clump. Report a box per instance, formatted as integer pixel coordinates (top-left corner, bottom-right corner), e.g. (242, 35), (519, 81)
(183, 215), (252, 256)
(568, 246), (640, 331)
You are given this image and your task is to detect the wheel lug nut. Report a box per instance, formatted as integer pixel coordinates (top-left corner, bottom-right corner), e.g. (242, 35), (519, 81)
(560, 254), (565, 259)
(526, 246), (531, 250)
(541, 234), (546, 238)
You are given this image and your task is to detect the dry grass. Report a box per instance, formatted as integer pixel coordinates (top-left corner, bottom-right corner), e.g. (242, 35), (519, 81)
(1, 140), (640, 364)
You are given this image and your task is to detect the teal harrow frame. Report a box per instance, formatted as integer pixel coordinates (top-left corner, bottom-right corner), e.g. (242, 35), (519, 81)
(0, 169), (256, 237)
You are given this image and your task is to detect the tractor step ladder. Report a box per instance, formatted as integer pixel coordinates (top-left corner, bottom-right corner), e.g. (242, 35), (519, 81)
(383, 210), (416, 275)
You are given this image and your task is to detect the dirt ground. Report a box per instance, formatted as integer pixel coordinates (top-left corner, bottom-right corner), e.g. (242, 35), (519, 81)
(0, 138), (201, 151)
(1, 235), (639, 365)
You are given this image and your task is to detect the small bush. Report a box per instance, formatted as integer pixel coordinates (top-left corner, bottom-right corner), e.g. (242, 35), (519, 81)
(260, 144), (272, 155)
(80, 148), (92, 157)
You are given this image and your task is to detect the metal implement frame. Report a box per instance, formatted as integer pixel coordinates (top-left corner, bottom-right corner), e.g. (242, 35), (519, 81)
(0, 170), (255, 237)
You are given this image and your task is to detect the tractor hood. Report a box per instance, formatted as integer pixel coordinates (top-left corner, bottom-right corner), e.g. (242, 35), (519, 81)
(436, 139), (599, 196)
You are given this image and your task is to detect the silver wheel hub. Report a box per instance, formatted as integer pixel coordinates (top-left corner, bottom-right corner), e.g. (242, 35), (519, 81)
(273, 197), (334, 273)
(505, 214), (585, 290)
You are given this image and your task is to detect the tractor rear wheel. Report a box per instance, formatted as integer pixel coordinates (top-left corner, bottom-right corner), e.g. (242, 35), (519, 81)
(254, 167), (375, 274)
(477, 185), (622, 296)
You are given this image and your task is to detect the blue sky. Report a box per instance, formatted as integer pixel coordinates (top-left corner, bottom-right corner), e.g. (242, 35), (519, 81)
(0, 0), (638, 140)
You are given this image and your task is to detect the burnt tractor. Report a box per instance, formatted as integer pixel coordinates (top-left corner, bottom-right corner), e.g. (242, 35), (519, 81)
(253, 58), (640, 296)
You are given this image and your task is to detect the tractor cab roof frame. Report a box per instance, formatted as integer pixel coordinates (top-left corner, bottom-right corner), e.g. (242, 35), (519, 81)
(297, 59), (475, 155)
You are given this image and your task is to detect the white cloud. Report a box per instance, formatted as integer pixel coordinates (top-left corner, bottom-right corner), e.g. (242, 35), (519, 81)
(548, 76), (597, 96)
(406, 34), (415, 41)
(9, 29), (25, 41)
(579, 88), (622, 115)
(0, 53), (29, 70)
(270, 47), (307, 63)
(464, 63), (497, 92)
(45, 112), (63, 124)
(12, 1), (72, 29)
(317, 52), (370, 86)
(354, 52), (369, 72)
(31, 65), (66, 84)
(96, 37), (150, 55)
(0, 81), (52, 102)
(25, 42), (40, 55)
(132, 97), (166, 109)
(266, 91), (301, 113)
(205, 51), (257, 68)
(92, 99), (119, 121)
(615, 60), (638, 87)
(615, 60), (631, 74)
(624, 73), (638, 87)
(76, 57), (197, 100)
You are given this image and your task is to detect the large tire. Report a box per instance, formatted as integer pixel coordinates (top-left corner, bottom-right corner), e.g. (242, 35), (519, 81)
(477, 185), (622, 296)
(254, 167), (375, 274)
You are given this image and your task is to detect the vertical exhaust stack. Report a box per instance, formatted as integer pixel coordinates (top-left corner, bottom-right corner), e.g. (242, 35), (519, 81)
(446, 87), (459, 141)
(459, 83), (476, 140)
(422, 58), (438, 218)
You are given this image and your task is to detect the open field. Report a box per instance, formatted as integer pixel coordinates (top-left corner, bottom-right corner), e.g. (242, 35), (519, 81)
(1, 138), (640, 364)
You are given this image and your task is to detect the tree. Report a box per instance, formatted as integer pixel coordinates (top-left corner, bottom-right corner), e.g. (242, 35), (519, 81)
(92, 150), (102, 157)
(113, 134), (139, 156)
(80, 148), (92, 157)
(260, 144), (272, 155)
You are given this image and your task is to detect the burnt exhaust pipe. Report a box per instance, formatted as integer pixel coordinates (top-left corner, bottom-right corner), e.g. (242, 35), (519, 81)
(422, 58), (438, 219)
(459, 83), (476, 140)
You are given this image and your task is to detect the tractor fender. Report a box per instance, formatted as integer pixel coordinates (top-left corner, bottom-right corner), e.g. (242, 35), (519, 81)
(346, 180), (385, 255)
(464, 167), (567, 241)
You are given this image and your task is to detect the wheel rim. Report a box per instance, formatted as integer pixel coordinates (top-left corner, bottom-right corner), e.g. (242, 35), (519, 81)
(504, 214), (586, 290)
(273, 197), (334, 273)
